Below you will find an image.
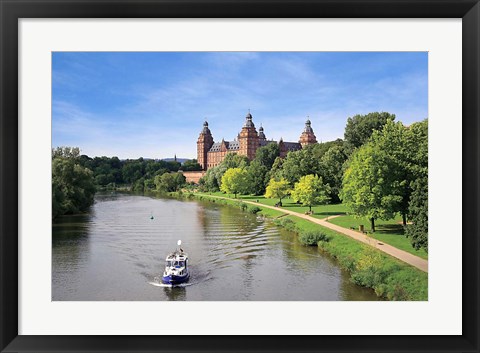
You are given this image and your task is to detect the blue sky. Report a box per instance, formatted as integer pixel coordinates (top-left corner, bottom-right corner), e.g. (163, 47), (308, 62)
(52, 52), (428, 159)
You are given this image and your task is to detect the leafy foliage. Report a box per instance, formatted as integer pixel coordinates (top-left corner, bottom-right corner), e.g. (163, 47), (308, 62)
(181, 159), (202, 171)
(319, 144), (348, 202)
(341, 140), (395, 232)
(291, 174), (330, 212)
(264, 178), (291, 203)
(278, 140), (343, 186)
(220, 168), (249, 197)
(341, 120), (427, 231)
(405, 177), (428, 251)
(52, 154), (96, 218)
(52, 146), (81, 159)
(298, 230), (330, 246)
(154, 172), (186, 192)
(343, 112), (395, 155)
(199, 153), (250, 192)
(254, 143), (280, 169)
(245, 160), (269, 195)
(248, 206), (262, 214)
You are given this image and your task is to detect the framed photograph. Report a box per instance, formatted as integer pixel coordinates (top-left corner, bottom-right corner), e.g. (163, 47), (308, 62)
(1, 0), (478, 352)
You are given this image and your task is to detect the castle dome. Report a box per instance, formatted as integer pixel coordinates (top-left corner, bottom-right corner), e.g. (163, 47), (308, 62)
(258, 125), (266, 140)
(304, 119), (314, 133)
(201, 120), (212, 134)
(244, 110), (255, 128)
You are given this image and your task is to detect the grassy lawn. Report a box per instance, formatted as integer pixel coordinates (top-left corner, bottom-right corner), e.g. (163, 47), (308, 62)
(208, 192), (348, 219)
(328, 215), (428, 259)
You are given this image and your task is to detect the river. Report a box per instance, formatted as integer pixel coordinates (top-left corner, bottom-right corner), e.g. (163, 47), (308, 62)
(52, 193), (379, 301)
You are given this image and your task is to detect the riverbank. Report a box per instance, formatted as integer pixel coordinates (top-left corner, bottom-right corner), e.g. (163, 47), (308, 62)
(180, 191), (427, 301)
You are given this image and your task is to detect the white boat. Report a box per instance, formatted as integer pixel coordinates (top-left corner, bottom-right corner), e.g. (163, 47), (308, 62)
(161, 240), (190, 285)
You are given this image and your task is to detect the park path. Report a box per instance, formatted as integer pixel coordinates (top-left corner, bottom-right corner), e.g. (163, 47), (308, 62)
(205, 195), (428, 273)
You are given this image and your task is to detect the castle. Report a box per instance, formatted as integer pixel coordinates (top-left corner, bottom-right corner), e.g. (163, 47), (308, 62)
(197, 111), (318, 170)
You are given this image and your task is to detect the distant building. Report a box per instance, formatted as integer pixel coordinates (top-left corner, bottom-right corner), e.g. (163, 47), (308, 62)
(197, 111), (318, 171)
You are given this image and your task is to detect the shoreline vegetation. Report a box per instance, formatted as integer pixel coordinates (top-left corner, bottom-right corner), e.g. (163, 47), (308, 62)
(168, 190), (427, 301)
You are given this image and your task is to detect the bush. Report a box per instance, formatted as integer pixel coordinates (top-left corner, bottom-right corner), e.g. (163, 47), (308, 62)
(248, 206), (262, 214)
(273, 217), (298, 233)
(298, 230), (330, 246)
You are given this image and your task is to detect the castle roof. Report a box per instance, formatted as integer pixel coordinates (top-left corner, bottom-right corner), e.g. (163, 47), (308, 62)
(243, 111), (255, 128)
(201, 120), (212, 134)
(258, 125), (266, 140)
(208, 140), (240, 152)
(281, 141), (302, 151)
(303, 119), (314, 133)
(259, 140), (275, 147)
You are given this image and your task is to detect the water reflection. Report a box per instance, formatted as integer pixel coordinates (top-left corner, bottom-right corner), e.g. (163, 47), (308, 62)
(163, 286), (187, 301)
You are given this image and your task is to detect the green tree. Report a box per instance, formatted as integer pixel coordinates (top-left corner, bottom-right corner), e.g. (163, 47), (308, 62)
(52, 157), (96, 218)
(344, 112), (395, 155)
(342, 123), (405, 231)
(291, 174), (330, 212)
(200, 165), (222, 191)
(220, 168), (248, 198)
(122, 159), (145, 184)
(198, 153), (249, 192)
(245, 160), (269, 195)
(52, 146), (81, 159)
(181, 159), (202, 171)
(254, 143), (280, 169)
(280, 141), (343, 185)
(269, 156), (284, 181)
(405, 177), (428, 251)
(404, 120), (428, 251)
(370, 119), (427, 225)
(319, 144), (348, 203)
(264, 178), (291, 204)
(222, 153), (250, 169)
(154, 172), (186, 192)
(342, 119), (427, 231)
(341, 142), (395, 232)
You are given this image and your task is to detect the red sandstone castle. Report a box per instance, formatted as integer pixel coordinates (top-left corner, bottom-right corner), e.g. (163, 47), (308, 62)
(197, 111), (318, 170)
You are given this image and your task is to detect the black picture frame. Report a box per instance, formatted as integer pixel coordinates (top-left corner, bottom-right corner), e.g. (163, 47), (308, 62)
(1, 1), (479, 352)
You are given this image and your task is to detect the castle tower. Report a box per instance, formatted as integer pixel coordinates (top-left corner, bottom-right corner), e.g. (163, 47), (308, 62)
(238, 111), (259, 160)
(258, 125), (266, 142)
(299, 118), (317, 147)
(197, 121), (214, 170)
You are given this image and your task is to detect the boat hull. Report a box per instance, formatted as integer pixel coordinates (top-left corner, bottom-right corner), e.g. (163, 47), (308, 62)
(162, 273), (190, 285)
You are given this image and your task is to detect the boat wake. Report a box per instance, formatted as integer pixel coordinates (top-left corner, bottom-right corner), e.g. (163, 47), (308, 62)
(148, 281), (193, 288)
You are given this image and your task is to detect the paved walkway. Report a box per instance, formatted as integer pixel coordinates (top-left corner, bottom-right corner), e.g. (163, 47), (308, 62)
(205, 195), (428, 272)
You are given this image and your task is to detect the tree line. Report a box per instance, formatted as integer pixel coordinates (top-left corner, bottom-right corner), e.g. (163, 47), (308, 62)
(52, 147), (201, 218)
(198, 112), (428, 252)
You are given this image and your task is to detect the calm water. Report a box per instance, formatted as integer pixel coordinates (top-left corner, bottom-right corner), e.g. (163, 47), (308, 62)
(52, 193), (379, 301)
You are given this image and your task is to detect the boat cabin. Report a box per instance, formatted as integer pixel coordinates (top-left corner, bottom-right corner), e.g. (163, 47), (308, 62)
(165, 252), (188, 269)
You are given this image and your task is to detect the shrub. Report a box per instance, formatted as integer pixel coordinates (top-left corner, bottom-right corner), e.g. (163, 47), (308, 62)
(351, 266), (388, 288)
(239, 202), (248, 211)
(248, 206), (262, 214)
(298, 230), (330, 246)
(273, 217), (298, 233)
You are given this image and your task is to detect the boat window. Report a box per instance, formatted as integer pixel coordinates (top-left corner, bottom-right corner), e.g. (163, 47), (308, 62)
(179, 261), (185, 267)
(166, 261), (172, 267)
